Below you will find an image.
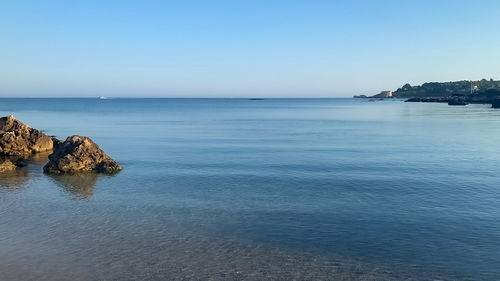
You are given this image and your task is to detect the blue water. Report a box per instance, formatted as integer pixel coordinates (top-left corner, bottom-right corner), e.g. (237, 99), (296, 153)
(1, 98), (500, 280)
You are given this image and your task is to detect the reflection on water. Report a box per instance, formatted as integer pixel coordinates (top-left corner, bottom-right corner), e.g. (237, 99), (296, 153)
(0, 151), (107, 198)
(0, 168), (30, 189)
(0, 153), (51, 189)
(26, 151), (51, 165)
(48, 173), (102, 199)
(0, 153), (48, 189)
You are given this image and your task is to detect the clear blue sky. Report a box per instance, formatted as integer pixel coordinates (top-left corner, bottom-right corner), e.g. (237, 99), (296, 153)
(1, 0), (499, 97)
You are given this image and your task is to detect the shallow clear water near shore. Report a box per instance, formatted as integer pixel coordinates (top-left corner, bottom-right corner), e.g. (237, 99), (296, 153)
(1, 98), (500, 280)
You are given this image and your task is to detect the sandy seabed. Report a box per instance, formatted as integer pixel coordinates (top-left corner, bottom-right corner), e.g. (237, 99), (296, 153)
(0, 231), (431, 281)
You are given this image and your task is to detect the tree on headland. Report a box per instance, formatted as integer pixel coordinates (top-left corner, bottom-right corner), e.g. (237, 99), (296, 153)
(392, 79), (500, 98)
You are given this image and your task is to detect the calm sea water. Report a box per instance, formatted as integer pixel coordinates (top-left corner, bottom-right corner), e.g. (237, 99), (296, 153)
(1, 98), (500, 280)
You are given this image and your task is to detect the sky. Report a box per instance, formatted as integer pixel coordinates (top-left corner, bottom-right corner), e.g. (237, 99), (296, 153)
(1, 0), (500, 98)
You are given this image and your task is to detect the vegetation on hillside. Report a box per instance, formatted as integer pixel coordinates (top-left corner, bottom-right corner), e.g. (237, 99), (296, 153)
(392, 79), (500, 98)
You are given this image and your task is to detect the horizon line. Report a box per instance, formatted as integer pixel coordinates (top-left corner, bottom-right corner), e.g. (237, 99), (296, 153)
(0, 96), (357, 99)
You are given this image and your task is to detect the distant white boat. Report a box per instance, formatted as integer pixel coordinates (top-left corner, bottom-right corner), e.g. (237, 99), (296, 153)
(99, 96), (108, 100)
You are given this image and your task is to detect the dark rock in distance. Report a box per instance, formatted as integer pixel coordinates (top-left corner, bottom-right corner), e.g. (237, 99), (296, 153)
(43, 135), (122, 174)
(492, 99), (500, 108)
(0, 115), (53, 156)
(448, 99), (468, 106)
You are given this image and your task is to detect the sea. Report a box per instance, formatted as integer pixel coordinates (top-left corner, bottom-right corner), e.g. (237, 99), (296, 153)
(1, 98), (499, 281)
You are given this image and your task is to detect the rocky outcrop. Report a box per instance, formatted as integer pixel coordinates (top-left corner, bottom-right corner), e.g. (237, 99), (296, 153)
(43, 135), (122, 174)
(0, 159), (17, 172)
(1, 116), (122, 176)
(405, 97), (450, 103)
(0, 115), (53, 157)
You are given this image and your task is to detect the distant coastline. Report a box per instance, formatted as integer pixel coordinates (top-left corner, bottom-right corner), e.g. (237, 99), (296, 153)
(355, 79), (500, 107)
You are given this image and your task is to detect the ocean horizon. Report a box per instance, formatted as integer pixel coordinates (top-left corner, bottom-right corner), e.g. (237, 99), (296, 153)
(1, 98), (500, 280)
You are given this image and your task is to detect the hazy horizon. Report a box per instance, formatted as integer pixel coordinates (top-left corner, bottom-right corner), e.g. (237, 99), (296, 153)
(2, 0), (500, 98)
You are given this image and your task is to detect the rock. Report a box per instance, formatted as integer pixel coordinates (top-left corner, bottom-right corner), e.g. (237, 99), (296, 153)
(51, 136), (64, 150)
(0, 115), (53, 157)
(448, 99), (468, 106)
(405, 97), (422, 102)
(492, 99), (500, 108)
(43, 135), (122, 174)
(405, 97), (451, 103)
(0, 159), (17, 172)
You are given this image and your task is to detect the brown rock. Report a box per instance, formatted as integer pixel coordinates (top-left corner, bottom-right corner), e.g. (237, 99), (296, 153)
(51, 136), (64, 150)
(0, 159), (17, 172)
(0, 115), (53, 156)
(43, 135), (122, 174)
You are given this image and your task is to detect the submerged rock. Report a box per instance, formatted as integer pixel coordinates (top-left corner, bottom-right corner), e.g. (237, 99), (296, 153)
(43, 135), (122, 174)
(0, 115), (53, 156)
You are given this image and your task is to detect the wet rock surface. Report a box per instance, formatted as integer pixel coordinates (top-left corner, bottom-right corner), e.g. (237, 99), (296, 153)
(0, 115), (53, 157)
(0, 159), (17, 172)
(43, 135), (122, 174)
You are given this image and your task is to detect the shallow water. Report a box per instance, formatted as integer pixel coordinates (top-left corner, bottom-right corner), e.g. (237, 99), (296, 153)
(1, 98), (500, 280)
